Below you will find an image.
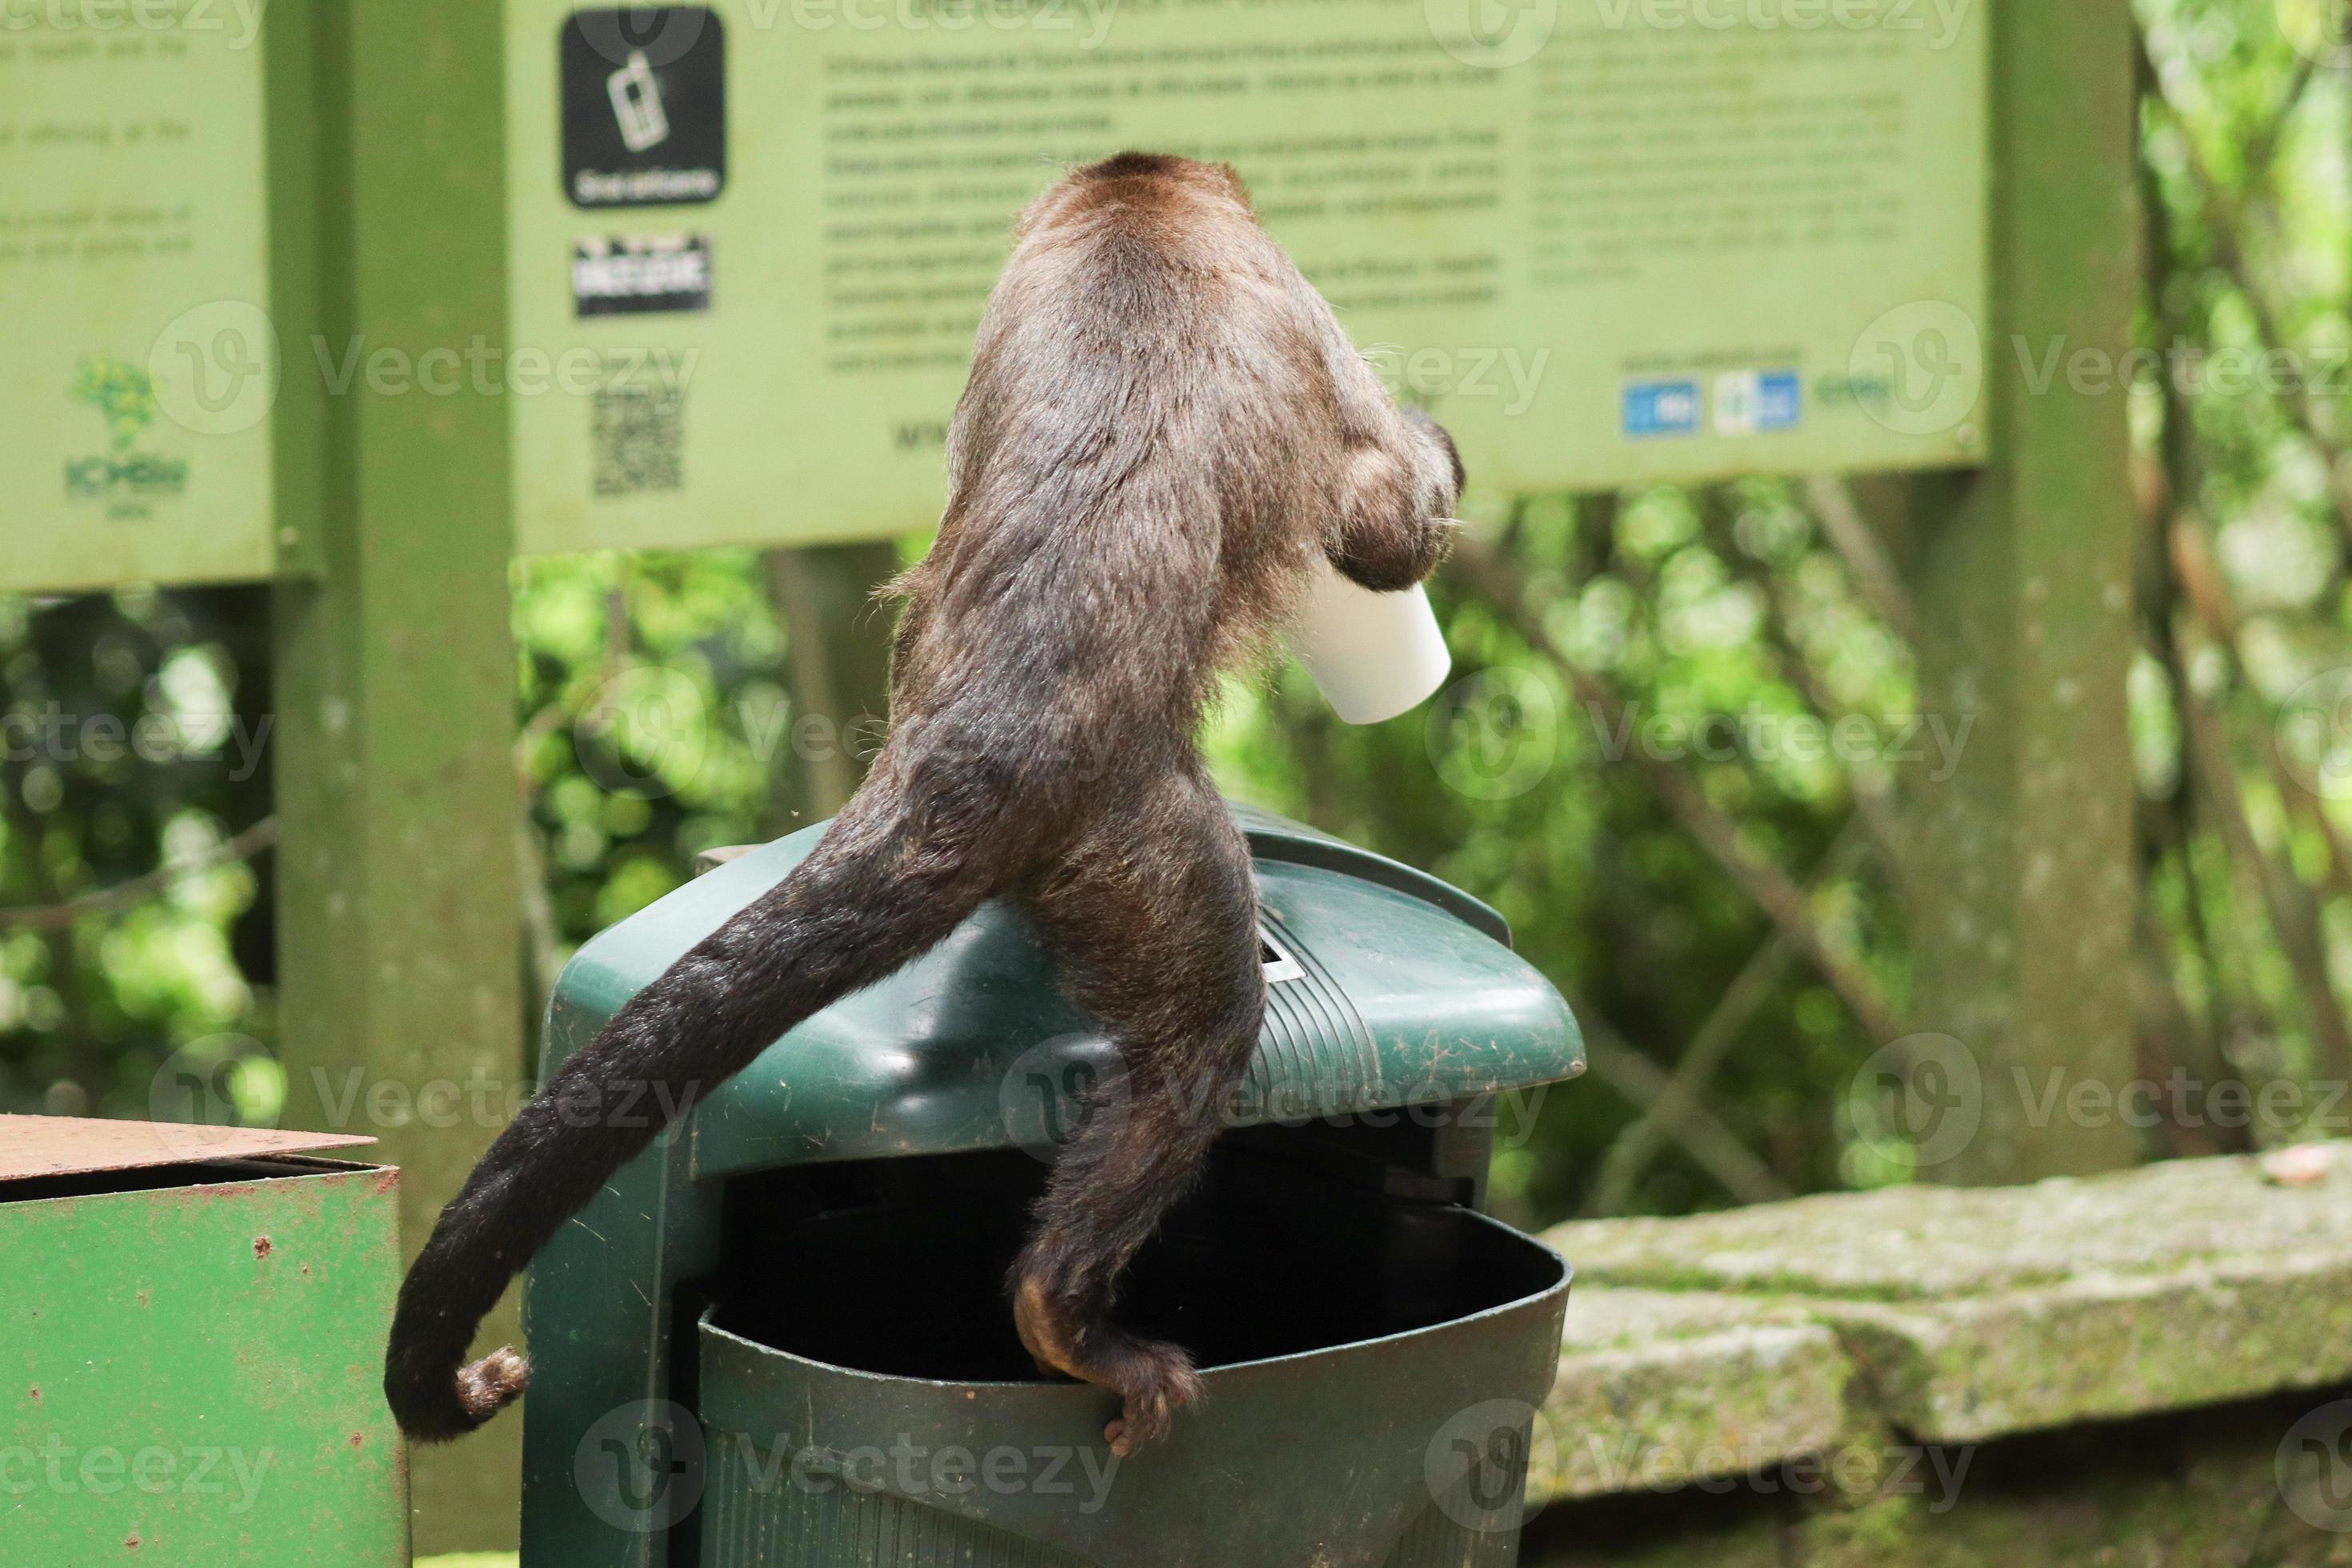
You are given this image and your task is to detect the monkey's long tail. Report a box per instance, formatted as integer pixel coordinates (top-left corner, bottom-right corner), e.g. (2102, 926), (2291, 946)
(383, 757), (1026, 1442)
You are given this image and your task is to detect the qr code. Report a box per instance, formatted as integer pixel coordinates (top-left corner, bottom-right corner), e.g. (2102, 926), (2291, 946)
(591, 382), (684, 496)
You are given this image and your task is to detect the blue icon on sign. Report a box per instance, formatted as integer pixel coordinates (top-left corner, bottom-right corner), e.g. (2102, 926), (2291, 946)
(1623, 380), (1701, 438)
(1755, 372), (1802, 432)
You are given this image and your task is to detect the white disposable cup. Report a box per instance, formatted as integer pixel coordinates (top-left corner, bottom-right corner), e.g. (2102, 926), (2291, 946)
(1291, 559), (1454, 726)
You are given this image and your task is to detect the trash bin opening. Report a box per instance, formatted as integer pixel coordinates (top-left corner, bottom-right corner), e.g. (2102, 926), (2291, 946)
(706, 1140), (1562, 1384)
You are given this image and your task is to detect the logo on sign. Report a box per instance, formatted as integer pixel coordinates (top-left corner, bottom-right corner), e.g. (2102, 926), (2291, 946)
(1622, 379), (1700, 438)
(573, 234), (714, 317)
(562, 9), (727, 209)
(1714, 370), (1802, 436)
(608, 50), (672, 152)
(65, 356), (187, 512)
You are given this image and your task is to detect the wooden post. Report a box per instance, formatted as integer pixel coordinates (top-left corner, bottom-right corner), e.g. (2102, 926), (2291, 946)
(270, 0), (524, 1549)
(762, 541), (904, 825)
(1907, 0), (2140, 1182)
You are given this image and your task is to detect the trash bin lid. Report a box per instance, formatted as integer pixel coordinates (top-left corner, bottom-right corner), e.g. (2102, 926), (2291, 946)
(548, 804), (1582, 1179)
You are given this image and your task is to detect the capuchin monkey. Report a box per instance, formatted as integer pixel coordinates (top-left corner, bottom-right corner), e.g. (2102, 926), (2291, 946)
(385, 152), (1462, 1456)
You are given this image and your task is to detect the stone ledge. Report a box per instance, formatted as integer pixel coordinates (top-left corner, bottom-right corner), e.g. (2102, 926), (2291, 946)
(1538, 1287), (1852, 1502)
(1534, 1142), (2352, 1504)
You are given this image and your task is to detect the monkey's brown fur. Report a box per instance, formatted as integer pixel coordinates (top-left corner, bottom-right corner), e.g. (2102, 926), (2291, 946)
(385, 152), (1461, 1455)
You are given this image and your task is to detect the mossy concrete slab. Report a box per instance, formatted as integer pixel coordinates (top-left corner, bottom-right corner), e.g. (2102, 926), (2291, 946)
(1591, 1392), (2352, 1568)
(1526, 1361), (2352, 1566)
(1537, 1288), (1854, 1503)
(1542, 1144), (2352, 1442)
(1811, 1254), (2352, 1440)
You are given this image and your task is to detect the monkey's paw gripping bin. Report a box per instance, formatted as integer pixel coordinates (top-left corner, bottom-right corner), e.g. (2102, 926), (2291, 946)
(522, 807), (1582, 1566)
(1, 1116), (407, 1566)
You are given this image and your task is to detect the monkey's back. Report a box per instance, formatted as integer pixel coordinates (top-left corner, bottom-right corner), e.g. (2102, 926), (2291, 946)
(891, 162), (1338, 753)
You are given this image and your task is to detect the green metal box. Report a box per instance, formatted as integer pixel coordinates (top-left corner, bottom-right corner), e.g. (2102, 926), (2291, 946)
(523, 807), (1582, 1566)
(2, 1116), (409, 1566)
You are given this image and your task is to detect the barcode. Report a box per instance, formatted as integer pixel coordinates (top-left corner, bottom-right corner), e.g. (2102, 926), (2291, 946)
(591, 382), (685, 496)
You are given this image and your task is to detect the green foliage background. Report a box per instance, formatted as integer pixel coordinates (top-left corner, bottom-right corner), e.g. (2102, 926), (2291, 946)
(6, 0), (2350, 1231)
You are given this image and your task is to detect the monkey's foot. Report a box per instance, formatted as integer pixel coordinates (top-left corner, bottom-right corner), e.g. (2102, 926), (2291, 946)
(455, 1346), (532, 1422)
(1093, 1332), (1202, 1457)
(386, 1343), (531, 1443)
(1015, 1277), (1202, 1457)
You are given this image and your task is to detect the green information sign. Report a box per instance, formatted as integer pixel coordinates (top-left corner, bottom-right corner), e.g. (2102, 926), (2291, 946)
(5, 2), (1990, 582)
(3, 2), (280, 594)
(506, 0), (1988, 555)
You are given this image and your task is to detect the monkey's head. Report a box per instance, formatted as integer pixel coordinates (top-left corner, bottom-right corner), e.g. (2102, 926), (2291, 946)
(1077, 152), (1250, 201)
(1016, 153), (1255, 242)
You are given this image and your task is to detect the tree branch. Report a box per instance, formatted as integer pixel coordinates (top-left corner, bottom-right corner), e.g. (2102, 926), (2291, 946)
(1581, 822), (1868, 1216)
(1570, 998), (1794, 1208)
(0, 817), (280, 933)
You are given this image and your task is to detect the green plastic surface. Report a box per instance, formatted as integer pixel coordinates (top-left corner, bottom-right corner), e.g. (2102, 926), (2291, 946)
(552, 806), (1576, 1182)
(694, 1210), (1568, 1566)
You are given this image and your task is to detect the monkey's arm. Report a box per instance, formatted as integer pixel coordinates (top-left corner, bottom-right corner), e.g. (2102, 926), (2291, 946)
(1294, 282), (1465, 591)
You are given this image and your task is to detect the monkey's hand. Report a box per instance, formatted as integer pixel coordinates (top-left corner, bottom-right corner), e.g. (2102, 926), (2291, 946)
(1326, 405), (1463, 592)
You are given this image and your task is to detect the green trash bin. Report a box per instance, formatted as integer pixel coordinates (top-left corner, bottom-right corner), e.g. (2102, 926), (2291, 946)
(521, 806), (1582, 1566)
